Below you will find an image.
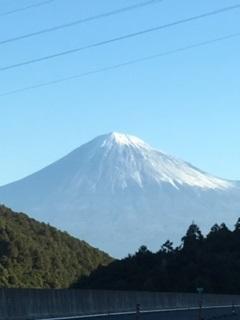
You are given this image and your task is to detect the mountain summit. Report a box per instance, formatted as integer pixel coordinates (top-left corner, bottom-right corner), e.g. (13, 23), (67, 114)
(90, 132), (232, 191)
(0, 132), (239, 257)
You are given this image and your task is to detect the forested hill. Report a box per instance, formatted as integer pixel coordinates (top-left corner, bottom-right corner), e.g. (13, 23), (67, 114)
(74, 219), (240, 294)
(0, 205), (112, 288)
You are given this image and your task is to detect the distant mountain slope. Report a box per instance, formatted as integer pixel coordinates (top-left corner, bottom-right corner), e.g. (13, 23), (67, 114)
(0, 132), (240, 257)
(0, 205), (111, 288)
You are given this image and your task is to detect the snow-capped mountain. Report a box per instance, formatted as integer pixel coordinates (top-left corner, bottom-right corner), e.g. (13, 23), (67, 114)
(0, 132), (240, 257)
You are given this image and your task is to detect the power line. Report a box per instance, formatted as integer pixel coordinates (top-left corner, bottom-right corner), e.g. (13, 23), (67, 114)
(1, 3), (240, 72)
(0, 0), (163, 46)
(0, 0), (55, 17)
(1, 31), (239, 97)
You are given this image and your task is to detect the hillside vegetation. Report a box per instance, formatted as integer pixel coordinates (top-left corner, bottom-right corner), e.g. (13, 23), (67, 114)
(74, 219), (240, 294)
(0, 205), (111, 288)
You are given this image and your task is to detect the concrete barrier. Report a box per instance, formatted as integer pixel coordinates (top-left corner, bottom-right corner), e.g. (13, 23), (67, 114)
(0, 289), (239, 320)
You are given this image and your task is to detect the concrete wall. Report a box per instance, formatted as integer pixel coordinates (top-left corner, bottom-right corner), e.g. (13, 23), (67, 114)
(0, 289), (239, 320)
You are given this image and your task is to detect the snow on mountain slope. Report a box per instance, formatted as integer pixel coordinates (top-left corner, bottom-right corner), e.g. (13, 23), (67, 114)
(97, 132), (232, 190)
(0, 132), (239, 257)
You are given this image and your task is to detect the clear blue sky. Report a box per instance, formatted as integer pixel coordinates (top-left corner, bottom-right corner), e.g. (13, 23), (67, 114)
(0, 0), (239, 186)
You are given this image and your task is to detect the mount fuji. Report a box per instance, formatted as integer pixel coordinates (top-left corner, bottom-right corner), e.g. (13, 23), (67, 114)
(0, 132), (240, 257)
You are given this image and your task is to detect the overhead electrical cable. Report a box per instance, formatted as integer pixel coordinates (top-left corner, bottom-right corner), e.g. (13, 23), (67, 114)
(0, 3), (240, 72)
(0, 0), (163, 46)
(1, 31), (239, 97)
(0, 0), (55, 17)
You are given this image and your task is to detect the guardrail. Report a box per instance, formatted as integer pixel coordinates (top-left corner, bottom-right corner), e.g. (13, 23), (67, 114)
(0, 289), (240, 320)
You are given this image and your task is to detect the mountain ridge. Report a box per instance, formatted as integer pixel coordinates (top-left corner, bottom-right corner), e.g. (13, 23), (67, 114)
(0, 132), (239, 257)
(1, 132), (237, 189)
(0, 205), (112, 288)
